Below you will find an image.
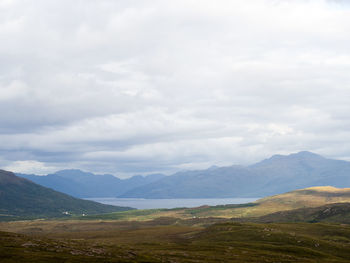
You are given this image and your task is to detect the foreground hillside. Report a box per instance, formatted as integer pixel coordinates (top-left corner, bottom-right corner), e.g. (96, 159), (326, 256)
(0, 170), (133, 220)
(1, 219), (350, 262)
(255, 202), (350, 223)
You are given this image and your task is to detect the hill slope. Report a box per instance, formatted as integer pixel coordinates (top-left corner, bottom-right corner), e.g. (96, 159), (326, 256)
(255, 202), (350, 223)
(0, 170), (133, 220)
(212, 186), (350, 218)
(120, 151), (350, 198)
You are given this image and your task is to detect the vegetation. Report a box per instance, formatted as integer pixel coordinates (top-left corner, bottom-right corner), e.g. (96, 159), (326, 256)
(251, 202), (350, 223)
(1, 219), (350, 262)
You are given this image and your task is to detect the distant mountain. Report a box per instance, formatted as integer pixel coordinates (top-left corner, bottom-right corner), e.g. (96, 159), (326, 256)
(15, 152), (350, 199)
(120, 151), (350, 198)
(0, 170), (133, 220)
(17, 169), (165, 198)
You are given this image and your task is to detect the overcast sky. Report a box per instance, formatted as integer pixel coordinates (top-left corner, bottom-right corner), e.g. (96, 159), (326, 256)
(1, 0), (350, 177)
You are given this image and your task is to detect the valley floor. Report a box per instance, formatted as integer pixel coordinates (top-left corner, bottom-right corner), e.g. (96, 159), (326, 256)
(1, 218), (350, 262)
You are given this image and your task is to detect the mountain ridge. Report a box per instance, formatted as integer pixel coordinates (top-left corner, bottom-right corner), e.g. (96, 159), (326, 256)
(17, 169), (165, 198)
(15, 151), (350, 199)
(120, 151), (350, 198)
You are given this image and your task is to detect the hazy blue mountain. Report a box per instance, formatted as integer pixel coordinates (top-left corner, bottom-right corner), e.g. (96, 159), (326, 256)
(17, 169), (165, 198)
(16, 152), (350, 199)
(120, 151), (350, 198)
(0, 170), (133, 220)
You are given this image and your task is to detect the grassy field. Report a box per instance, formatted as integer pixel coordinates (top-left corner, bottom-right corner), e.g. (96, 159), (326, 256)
(1, 218), (350, 262)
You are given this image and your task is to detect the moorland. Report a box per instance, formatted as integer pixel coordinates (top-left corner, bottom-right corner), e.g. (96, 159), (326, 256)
(2, 185), (350, 262)
(1, 218), (350, 262)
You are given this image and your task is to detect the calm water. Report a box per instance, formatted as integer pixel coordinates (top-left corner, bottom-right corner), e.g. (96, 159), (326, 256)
(86, 197), (259, 209)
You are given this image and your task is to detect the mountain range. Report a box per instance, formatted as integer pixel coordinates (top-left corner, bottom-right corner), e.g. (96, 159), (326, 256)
(17, 151), (350, 198)
(0, 170), (132, 220)
(18, 169), (164, 198)
(120, 151), (350, 198)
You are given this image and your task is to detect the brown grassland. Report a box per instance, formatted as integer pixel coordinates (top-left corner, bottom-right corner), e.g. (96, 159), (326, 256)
(2, 218), (350, 262)
(2, 186), (350, 262)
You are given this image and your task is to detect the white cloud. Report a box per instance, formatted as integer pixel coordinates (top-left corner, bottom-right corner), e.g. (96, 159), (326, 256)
(0, 80), (28, 101)
(3, 160), (58, 175)
(0, 0), (350, 176)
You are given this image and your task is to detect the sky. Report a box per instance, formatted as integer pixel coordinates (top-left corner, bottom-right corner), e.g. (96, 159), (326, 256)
(1, 0), (350, 177)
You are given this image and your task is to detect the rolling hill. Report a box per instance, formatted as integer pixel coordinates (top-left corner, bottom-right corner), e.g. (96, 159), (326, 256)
(255, 202), (350, 223)
(0, 169), (133, 220)
(225, 186), (350, 219)
(203, 186), (350, 218)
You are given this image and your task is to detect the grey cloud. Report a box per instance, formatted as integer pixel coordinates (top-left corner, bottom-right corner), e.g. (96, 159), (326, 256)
(1, 0), (350, 177)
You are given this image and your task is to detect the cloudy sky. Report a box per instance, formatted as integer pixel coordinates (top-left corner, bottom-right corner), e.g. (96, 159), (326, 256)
(1, 0), (350, 177)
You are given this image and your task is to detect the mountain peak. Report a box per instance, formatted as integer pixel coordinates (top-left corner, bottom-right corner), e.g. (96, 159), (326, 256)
(269, 151), (323, 160)
(291, 151), (324, 158)
(252, 151), (325, 168)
